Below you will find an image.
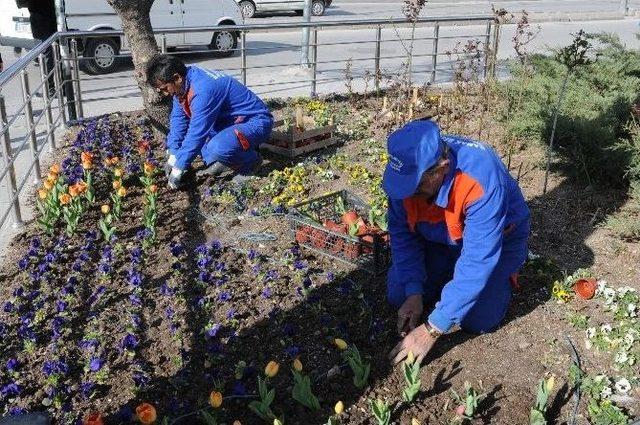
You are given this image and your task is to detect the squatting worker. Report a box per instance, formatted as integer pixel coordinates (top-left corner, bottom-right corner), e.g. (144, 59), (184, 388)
(145, 54), (274, 189)
(384, 119), (530, 365)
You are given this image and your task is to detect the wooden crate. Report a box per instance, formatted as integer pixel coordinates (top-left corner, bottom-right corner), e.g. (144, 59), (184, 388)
(261, 119), (338, 158)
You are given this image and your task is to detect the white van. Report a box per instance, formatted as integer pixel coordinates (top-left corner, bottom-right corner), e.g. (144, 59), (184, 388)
(236, 0), (332, 18)
(0, 0), (243, 74)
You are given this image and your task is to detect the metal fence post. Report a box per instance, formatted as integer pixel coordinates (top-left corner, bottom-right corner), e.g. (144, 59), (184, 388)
(39, 53), (56, 152)
(374, 25), (381, 91)
(0, 96), (24, 229)
(431, 22), (440, 84)
(310, 27), (318, 97)
(483, 21), (492, 79)
(620, 0), (629, 14)
(70, 38), (84, 120)
(20, 70), (42, 185)
(241, 31), (247, 85)
(52, 40), (68, 127)
(490, 22), (500, 78)
(161, 33), (167, 53)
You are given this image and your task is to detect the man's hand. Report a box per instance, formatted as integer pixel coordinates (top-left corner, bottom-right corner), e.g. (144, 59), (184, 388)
(397, 294), (423, 336)
(168, 167), (184, 189)
(389, 323), (438, 366)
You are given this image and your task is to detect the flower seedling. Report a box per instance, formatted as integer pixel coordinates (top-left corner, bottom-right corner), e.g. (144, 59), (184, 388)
(341, 344), (370, 389)
(249, 362), (278, 421)
(291, 359), (320, 410)
(98, 204), (116, 241)
(450, 381), (483, 421)
(530, 375), (555, 425)
(369, 399), (391, 425)
(402, 351), (421, 402)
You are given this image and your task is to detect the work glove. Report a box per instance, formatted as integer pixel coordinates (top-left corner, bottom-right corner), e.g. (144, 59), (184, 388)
(167, 167), (184, 190)
(164, 152), (176, 177)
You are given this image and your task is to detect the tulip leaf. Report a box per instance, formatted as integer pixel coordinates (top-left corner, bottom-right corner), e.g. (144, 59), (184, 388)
(200, 410), (218, 425)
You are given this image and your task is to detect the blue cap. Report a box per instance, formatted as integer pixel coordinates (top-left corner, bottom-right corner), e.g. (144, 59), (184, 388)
(382, 120), (443, 200)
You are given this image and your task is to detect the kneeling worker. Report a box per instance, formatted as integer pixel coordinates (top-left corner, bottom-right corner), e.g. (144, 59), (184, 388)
(146, 54), (274, 188)
(384, 119), (530, 365)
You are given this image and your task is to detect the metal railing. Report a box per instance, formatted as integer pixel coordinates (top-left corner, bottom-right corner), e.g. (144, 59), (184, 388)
(0, 14), (498, 235)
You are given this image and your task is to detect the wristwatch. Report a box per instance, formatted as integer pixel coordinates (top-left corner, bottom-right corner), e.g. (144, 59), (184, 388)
(425, 323), (443, 338)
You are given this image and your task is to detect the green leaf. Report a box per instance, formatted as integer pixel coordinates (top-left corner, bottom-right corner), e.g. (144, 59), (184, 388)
(200, 410), (218, 425)
(529, 409), (547, 425)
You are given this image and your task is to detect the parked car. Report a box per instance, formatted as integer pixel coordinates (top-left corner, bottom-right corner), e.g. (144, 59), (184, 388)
(236, 0), (332, 18)
(0, 0), (243, 74)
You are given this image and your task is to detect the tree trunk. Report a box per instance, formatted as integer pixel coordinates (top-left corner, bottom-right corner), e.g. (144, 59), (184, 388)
(106, 0), (170, 134)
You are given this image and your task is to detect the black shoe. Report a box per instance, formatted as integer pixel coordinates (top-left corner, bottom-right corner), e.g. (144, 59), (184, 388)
(196, 162), (234, 177)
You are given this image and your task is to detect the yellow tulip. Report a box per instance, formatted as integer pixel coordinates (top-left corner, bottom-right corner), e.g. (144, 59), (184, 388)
(232, 421), (242, 425)
(209, 391), (223, 408)
(293, 358), (303, 372)
(546, 375), (556, 392)
(117, 187), (127, 197)
(406, 350), (415, 364)
(334, 400), (344, 414)
(334, 338), (348, 350)
(43, 180), (54, 191)
(101, 204), (110, 215)
(38, 189), (48, 200)
(113, 180), (121, 190)
(49, 164), (61, 175)
(265, 360), (279, 378)
(114, 168), (124, 178)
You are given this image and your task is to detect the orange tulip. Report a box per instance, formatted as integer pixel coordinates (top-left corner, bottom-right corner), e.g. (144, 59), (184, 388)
(138, 140), (150, 154)
(44, 180), (54, 191)
(69, 185), (80, 197)
(117, 187), (127, 197)
(49, 164), (61, 175)
(47, 172), (57, 183)
(265, 361), (279, 378)
(76, 181), (88, 193)
(105, 156), (119, 166)
(209, 391), (223, 408)
(59, 193), (72, 205)
(114, 168), (124, 178)
(83, 412), (104, 425)
(143, 162), (155, 175)
(113, 180), (122, 190)
(101, 204), (110, 214)
(38, 189), (48, 200)
(135, 403), (157, 425)
(81, 151), (94, 164)
(149, 184), (158, 194)
(82, 161), (93, 170)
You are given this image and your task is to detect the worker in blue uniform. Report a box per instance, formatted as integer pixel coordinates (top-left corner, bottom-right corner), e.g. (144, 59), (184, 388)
(145, 54), (273, 188)
(384, 119), (530, 365)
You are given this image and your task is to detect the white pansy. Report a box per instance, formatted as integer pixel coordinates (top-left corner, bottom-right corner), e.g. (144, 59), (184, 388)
(628, 303), (637, 317)
(601, 324), (612, 334)
(611, 304), (619, 313)
(603, 288), (616, 304)
(615, 351), (629, 364)
(623, 333), (635, 349)
(601, 387), (612, 399)
(596, 280), (607, 296)
(586, 327), (596, 339)
(615, 378), (631, 394)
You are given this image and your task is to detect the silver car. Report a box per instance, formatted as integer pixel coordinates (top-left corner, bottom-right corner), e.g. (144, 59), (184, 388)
(236, 0), (332, 18)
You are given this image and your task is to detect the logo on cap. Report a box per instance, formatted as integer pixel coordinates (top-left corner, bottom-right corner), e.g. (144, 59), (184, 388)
(388, 155), (403, 172)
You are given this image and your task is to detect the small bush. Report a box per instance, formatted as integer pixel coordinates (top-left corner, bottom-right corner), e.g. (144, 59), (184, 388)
(499, 33), (640, 187)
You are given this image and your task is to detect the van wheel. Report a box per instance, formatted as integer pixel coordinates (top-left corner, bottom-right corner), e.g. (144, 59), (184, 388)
(239, 1), (256, 18)
(210, 30), (237, 57)
(83, 38), (120, 74)
(311, 0), (325, 16)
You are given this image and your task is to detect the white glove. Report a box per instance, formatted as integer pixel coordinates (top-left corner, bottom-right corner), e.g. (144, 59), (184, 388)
(168, 154), (176, 167)
(168, 167), (184, 189)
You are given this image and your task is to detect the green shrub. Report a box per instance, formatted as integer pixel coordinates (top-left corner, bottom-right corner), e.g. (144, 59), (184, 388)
(499, 33), (640, 187)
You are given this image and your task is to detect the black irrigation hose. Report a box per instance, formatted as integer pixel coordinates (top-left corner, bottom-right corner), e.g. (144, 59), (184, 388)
(565, 336), (581, 425)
